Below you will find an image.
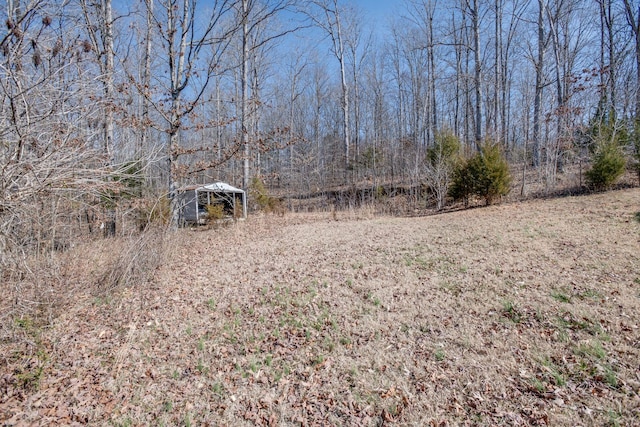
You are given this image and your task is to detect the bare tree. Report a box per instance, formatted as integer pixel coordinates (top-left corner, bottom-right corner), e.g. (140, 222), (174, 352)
(532, 0), (547, 168)
(141, 0), (154, 157)
(344, 9), (371, 173)
(310, 0), (352, 177)
(0, 0), (121, 319)
(236, 0), (305, 192)
(465, 0), (483, 149)
(623, 0), (640, 118)
(79, 0), (115, 160)
(136, 0), (238, 226)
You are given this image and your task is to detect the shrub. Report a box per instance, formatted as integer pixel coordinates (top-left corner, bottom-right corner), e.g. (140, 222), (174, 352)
(472, 142), (511, 205)
(114, 160), (145, 198)
(135, 196), (170, 230)
(357, 146), (384, 170)
(449, 158), (474, 208)
(205, 203), (225, 221)
(250, 176), (285, 215)
(425, 131), (460, 210)
(101, 160), (145, 209)
(631, 120), (640, 186)
(586, 142), (626, 190)
(450, 142), (511, 206)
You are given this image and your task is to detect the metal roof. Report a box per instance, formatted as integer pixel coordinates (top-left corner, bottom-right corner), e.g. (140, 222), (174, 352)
(197, 182), (245, 194)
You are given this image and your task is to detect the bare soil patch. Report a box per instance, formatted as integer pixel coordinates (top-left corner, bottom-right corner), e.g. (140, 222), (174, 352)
(2, 189), (639, 426)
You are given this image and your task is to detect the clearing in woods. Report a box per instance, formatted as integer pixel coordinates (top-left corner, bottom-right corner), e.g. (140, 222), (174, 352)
(2, 188), (639, 425)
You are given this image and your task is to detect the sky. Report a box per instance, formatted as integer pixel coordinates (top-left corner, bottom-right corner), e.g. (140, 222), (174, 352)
(350, 0), (404, 35)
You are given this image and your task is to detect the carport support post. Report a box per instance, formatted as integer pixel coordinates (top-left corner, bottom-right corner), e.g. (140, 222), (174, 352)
(242, 191), (247, 218)
(195, 189), (200, 224)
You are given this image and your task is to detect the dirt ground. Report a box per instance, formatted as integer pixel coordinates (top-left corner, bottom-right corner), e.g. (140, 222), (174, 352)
(1, 188), (639, 426)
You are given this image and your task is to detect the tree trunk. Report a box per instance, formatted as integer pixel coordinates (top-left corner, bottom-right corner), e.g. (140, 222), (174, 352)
(242, 0), (250, 192)
(471, 0), (482, 149)
(167, 0), (189, 228)
(623, 0), (640, 118)
(494, 0), (502, 144)
(104, 0), (114, 161)
(141, 0), (153, 158)
(335, 6), (350, 176)
(533, 0), (545, 168)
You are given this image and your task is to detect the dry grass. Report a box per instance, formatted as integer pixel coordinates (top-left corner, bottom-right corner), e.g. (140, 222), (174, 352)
(1, 189), (639, 426)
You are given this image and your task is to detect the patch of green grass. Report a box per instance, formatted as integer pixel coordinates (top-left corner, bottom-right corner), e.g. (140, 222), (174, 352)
(212, 382), (224, 396)
(541, 358), (566, 387)
(607, 409), (622, 427)
(434, 349), (446, 362)
(113, 417), (133, 427)
(419, 324), (431, 333)
(604, 365), (618, 388)
(551, 290), (571, 303)
(323, 337), (335, 352)
(365, 291), (381, 307)
(411, 256), (430, 269)
(15, 317), (33, 329)
(440, 281), (462, 296)
(93, 296), (113, 306)
(273, 364), (292, 383)
(529, 377), (545, 394)
(196, 359), (208, 374)
(576, 341), (606, 360)
(206, 298), (216, 310)
(556, 329), (570, 343)
(501, 300), (522, 323)
(16, 365), (44, 390)
(13, 317), (48, 390)
(633, 212), (640, 223)
(311, 354), (325, 366)
(579, 288), (602, 299)
(162, 400), (173, 412)
(555, 313), (603, 336)
(571, 340), (619, 389)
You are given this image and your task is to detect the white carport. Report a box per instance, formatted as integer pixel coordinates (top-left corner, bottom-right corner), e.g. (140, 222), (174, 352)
(178, 182), (247, 224)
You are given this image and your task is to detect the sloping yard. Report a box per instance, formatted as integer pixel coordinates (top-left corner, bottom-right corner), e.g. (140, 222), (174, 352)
(2, 189), (639, 426)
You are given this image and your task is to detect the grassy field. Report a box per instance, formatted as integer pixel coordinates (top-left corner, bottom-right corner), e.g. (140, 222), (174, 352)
(2, 188), (639, 426)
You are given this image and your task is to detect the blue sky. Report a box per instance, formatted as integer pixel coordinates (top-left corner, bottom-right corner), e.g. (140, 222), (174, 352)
(350, 0), (403, 33)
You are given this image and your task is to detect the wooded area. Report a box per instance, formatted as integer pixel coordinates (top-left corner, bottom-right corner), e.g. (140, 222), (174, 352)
(2, 0), (639, 219)
(1, 0), (640, 317)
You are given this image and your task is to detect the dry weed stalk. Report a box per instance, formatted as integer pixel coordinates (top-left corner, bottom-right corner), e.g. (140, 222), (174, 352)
(96, 227), (165, 295)
(0, 154), (161, 341)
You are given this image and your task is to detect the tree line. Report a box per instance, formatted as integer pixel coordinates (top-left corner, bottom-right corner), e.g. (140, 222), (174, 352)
(1, 0), (639, 241)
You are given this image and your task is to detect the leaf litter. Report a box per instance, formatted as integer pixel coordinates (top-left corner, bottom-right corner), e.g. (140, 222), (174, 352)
(1, 188), (639, 425)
